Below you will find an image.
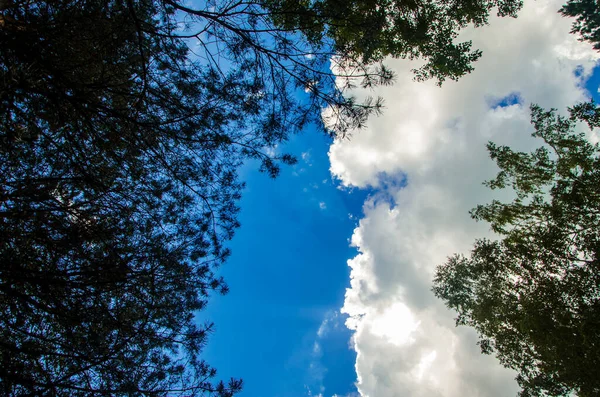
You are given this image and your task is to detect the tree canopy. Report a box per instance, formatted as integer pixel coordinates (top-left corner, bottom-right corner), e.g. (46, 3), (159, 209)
(262, 0), (524, 84)
(3, 0), (595, 395)
(433, 103), (600, 397)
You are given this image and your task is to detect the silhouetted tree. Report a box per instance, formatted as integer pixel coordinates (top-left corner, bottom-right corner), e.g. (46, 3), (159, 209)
(263, 0), (523, 84)
(433, 103), (600, 397)
(561, 0), (600, 50)
(4, 0), (595, 394)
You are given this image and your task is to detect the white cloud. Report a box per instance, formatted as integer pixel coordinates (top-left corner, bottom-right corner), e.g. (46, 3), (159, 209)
(313, 341), (322, 355)
(319, 201), (327, 210)
(302, 150), (313, 165)
(328, 1), (599, 396)
(317, 310), (342, 338)
(368, 302), (420, 347)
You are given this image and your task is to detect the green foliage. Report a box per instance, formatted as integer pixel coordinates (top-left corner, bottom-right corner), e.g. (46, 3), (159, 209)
(433, 104), (600, 396)
(561, 0), (600, 50)
(262, 0), (523, 84)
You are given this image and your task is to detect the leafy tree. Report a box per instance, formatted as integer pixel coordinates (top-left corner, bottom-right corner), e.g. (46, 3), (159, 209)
(433, 103), (600, 397)
(3, 0), (593, 394)
(263, 0), (523, 84)
(1, 1), (249, 395)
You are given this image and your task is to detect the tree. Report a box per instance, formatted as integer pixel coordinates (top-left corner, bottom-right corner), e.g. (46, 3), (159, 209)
(263, 0), (523, 84)
(560, 0), (600, 50)
(1, 2), (249, 395)
(433, 103), (600, 397)
(2, 0), (578, 394)
(0, 0), (400, 394)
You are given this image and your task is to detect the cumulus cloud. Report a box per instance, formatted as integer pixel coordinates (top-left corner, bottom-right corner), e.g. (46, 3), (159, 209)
(328, 1), (599, 396)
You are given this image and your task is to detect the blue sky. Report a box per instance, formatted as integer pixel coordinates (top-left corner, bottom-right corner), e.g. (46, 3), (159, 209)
(203, 67), (599, 396)
(203, 128), (369, 397)
(201, 1), (600, 396)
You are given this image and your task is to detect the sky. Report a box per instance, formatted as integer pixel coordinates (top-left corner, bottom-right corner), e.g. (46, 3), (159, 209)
(203, 128), (367, 397)
(204, 1), (600, 396)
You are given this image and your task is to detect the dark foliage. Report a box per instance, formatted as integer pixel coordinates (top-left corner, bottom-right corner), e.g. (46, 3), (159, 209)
(433, 104), (600, 397)
(561, 0), (600, 50)
(4, 0), (591, 394)
(263, 0), (524, 85)
(0, 0), (400, 394)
